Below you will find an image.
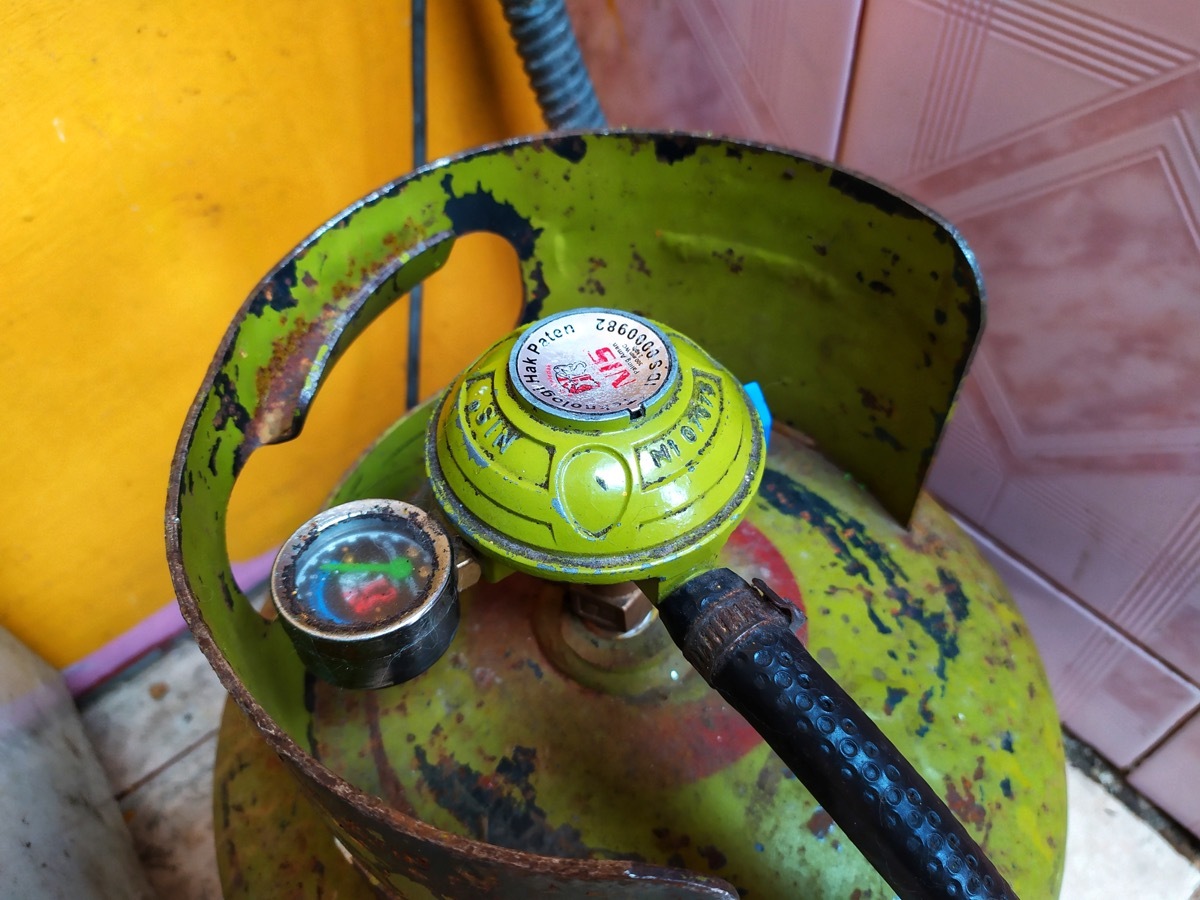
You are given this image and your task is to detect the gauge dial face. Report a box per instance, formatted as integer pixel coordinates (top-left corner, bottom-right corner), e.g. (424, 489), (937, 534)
(281, 514), (436, 635)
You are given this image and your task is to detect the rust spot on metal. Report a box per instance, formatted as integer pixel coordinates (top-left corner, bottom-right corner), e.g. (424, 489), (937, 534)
(246, 306), (339, 449)
(579, 276), (606, 295)
(858, 388), (895, 418)
(806, 808), (835, 839)
(942, 773), (987, 828)
(712, 247), (745, 274)
(630, 248), (651, 276)
(754, 759), (783, 798)
(760, 470), (902, 590)
(253, 315), (317, 400)
(697, 844), (728, 870)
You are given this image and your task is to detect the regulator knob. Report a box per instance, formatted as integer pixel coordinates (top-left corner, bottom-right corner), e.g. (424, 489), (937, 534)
(428, 307), (765, 589)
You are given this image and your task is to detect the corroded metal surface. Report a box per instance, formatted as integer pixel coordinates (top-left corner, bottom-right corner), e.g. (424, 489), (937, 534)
(165, 131), (1060, 898)
(214, 701), (375, 899)
(213, 424), (1066, 897)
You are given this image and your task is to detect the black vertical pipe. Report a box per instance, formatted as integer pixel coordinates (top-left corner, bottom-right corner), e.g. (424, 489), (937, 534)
(405, 0), (428, 410)
(408, 0), (601, 406)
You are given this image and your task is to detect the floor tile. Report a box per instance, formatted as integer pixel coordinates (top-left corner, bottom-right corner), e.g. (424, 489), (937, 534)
(1061, 766), (1200, 899)
(80, 637), (226, 795)
(1, 628), (155, 899)
(1130, 711), (1200, 840)
(119, 733), (222, 900)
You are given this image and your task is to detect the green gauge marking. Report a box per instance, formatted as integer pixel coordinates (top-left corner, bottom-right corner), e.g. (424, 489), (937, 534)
(319, 558), (415, 581)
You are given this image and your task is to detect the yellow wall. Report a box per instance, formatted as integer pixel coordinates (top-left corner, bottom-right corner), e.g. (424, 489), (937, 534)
(1, 1), (543, 666)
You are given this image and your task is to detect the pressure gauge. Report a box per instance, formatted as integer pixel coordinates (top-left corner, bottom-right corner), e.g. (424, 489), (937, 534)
(271, 499), (459, 689)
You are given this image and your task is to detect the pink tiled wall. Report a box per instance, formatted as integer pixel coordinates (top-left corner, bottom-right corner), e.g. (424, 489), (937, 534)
(839, 0), (1200, 836)
(570, 0), (1200, 838)
(566, 0), (863, 159)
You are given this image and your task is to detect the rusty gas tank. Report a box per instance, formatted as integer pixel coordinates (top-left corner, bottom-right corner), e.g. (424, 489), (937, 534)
(167, 131), (1067, 898)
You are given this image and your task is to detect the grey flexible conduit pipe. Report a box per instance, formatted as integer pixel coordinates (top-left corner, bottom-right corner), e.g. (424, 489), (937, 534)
(500, 0), (607, 129)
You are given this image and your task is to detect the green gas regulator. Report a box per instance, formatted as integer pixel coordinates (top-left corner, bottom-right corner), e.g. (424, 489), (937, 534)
(270, 307), (1015, 900)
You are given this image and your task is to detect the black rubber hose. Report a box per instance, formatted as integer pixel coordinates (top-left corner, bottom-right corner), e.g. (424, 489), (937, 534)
(501, 0), (606, 129)
(659, 568), (1017, 900)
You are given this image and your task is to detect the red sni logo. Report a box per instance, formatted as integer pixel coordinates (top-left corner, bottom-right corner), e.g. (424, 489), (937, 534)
(588, 346), (633, 389)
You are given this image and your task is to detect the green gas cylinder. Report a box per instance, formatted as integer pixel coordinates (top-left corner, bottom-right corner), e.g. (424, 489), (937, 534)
(167, 132), (1067, 899)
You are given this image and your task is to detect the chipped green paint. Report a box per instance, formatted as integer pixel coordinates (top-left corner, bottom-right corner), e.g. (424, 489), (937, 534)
(213, 702), (388, 899)
(760, 467), (972, 682)
(165, 131), (1062, 898)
